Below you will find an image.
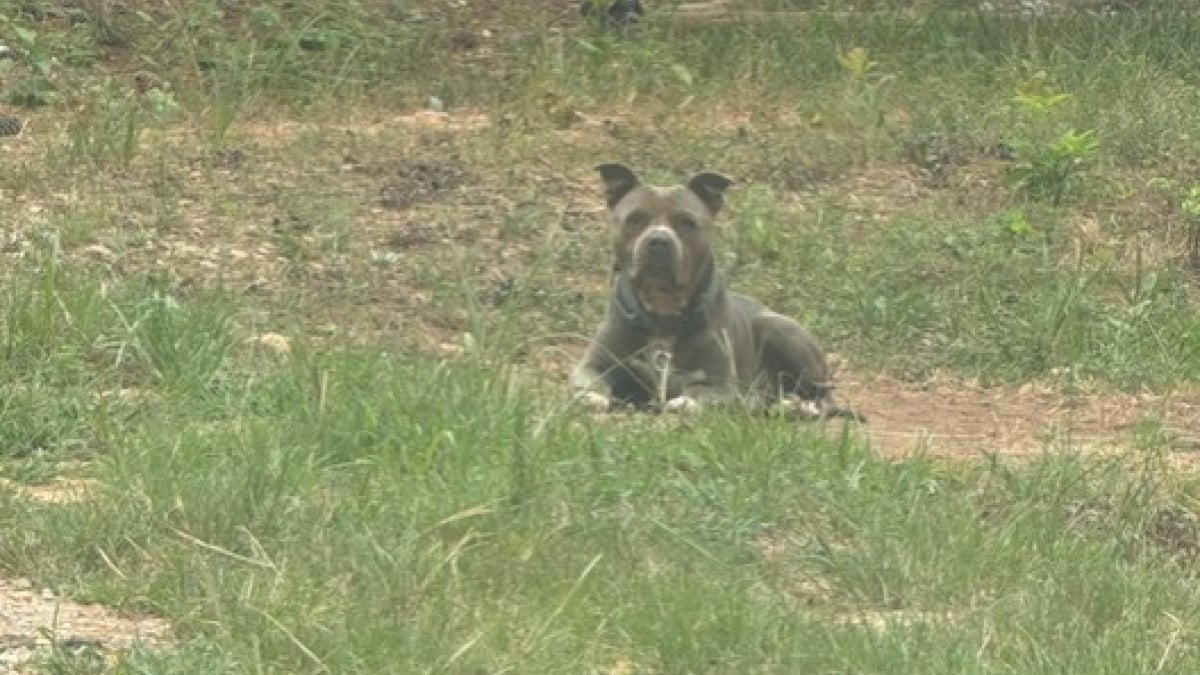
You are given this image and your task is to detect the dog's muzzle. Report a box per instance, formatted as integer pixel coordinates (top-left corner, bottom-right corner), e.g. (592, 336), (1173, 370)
(634, 227), (681, 277)
(644, 232), (674, 255)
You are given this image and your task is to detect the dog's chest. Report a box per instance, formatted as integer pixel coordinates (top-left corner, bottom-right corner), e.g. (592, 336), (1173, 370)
(637, 335), (708, 386)
(629, 336), (678, 375)
(645, 335), (676, 355)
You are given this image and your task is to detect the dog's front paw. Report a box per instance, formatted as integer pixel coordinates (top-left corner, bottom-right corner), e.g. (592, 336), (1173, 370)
(788, 398), (822, 420)
(575, 390), (613, 413)
(664, 395), (702, 414)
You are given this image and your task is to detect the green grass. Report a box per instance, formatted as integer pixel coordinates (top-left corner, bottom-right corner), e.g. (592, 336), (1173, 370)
(5, 0), (1200, 672)
(5, 337), (1200, 673)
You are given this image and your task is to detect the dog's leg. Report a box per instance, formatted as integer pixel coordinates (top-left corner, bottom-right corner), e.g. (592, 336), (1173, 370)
(660, 328), (746, 414)
(753, 312), (864, 421)
(569, 361), (619, 413)
(664, 383), (736, 413)
(570, 314), (654, 412)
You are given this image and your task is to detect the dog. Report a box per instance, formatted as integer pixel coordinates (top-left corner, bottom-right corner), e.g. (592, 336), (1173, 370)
(569, 163), (862, 421)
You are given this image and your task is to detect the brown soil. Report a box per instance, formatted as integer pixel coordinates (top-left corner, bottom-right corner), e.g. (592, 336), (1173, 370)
(0, 578), (170, 673)
(0, 478), (96, 506)
(836, 371), (1200, 460)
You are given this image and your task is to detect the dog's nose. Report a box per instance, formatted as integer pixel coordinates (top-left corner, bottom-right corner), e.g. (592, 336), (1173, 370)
(645, 233), (673, 253)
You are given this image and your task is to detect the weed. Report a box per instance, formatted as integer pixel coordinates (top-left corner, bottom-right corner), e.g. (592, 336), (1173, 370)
(1, 23), (60, 106)
(129, 293), (234, 396)
(63, 85), (143, 168)
(1008, 127), (1100, 205)
(1005, 76), (1101, 205)
(731, 185), (785, 261)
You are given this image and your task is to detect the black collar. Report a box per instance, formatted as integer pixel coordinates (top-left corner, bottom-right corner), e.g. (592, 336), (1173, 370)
(614, 265), (723, 336)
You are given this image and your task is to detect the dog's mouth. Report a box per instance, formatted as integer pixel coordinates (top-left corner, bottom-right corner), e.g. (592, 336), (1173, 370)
(631, 247), (690, 312)
(632, 277), (690, 314)
(632, 255), (682, 282)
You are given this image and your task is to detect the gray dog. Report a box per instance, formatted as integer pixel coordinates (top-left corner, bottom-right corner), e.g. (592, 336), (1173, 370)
(570, 163), (862, 420)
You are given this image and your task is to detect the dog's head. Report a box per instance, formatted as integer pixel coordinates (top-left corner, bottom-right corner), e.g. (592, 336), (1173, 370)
(596, 163), (733, 315)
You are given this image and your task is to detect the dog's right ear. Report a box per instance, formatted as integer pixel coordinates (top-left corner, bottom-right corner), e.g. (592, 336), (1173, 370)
(596, 163), (640, 208)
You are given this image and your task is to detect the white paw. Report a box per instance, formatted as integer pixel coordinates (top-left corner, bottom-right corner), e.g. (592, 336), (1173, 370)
(576, 390), (612, 413)
(790, 398), (822, 419)
(664, 395), (702, 414)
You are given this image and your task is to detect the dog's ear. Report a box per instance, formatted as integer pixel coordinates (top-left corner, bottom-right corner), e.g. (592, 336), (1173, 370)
(596, 163), (640, 208)
(687, 172), (734, 214)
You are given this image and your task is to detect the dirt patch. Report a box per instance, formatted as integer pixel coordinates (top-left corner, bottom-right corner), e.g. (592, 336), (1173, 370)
(0, 577), (171, 673)
(836, 371), (1200, 460)
(0, 477), (96, 505)
(218, 110), (491, 146)
(824, 165), (931, 221)
(369, 158), (473, 211)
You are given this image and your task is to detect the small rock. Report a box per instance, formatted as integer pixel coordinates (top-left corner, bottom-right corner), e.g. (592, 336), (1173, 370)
(132, 70), (163, 94)
(427, 96), (445, 113)
(248, 333), (291, 356)
(79, 244), (114, 260)
(438, 342), (464, 357)
(0, 116), (25, 137)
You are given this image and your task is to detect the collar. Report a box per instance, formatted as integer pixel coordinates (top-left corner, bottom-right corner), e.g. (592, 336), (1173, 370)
(614, 264), (723, 336)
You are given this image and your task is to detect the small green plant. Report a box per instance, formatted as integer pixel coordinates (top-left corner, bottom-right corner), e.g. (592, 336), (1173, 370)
(733, 185), (783, 260)
(836, 46), (877, 80)
(1180, 185), (1200, 217)
(1, 24), (60, 106)
(57, 76), (178, 168)
(834, 46), (891, 160)
(1005, 77), (1100, 205)
(131, 293), (234, 395)
(1008, 128), (1100, 205)
(999, 208), (1035, 239)
(64, 86), (143, 168)
(574, 34), (698, 108)
(1182, 185), (1200, 271)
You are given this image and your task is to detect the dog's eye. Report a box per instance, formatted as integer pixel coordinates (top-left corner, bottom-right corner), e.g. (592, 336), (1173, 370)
(624, 212), (649, 230)
(674, 216), (697, 230)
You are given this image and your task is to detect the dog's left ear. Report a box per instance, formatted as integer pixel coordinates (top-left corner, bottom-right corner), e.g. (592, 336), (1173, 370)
(687, 172), (734, 214)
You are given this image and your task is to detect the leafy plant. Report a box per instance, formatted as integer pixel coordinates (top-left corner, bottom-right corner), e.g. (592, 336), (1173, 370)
(1005, 77), (1100, 205)
(1, 24), (60, 106)
(835, 45), (890, 159)
(836, 46), (877, 80)
(1008, 128), (1100, 205)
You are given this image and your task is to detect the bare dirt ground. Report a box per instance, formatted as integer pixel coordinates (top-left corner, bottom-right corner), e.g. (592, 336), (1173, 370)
(838, 370), (1200, 461)
(0, 578), (170, 674)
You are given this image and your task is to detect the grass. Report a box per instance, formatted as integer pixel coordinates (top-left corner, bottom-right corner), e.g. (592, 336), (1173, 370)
(4, 0), (1200, 672)
(6, 339), (1200, 672)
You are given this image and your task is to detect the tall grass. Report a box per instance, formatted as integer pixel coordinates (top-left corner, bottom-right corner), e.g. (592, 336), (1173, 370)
(5, 342), (1200, 672)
